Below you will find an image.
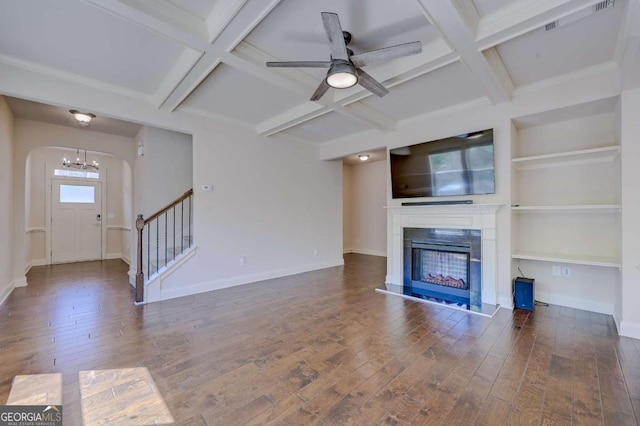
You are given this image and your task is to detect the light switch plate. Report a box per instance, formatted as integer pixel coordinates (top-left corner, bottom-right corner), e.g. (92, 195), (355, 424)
(201, 184), (214, 192)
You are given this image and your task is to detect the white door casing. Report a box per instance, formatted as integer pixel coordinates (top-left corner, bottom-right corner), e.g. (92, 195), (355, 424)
(51, 179), (102, 263)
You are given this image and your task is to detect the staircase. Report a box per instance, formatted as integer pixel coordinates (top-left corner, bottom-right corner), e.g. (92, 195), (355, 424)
(135, 189), (194, 304)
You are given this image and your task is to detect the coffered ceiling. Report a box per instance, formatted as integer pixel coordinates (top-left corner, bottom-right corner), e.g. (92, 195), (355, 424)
(0, 0), (633, 143)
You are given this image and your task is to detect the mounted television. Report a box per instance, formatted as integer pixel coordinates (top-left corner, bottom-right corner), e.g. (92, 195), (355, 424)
(390, 129), (495, 199)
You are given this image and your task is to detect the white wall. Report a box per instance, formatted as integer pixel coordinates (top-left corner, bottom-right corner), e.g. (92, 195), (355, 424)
(342, 164), (354, 252)
(343, 160), (387, 257)
(148, 124), (344, 301)
(0, 96), (14, 303)
(620, 87), (640, 338)
(134, 126), (192, 217)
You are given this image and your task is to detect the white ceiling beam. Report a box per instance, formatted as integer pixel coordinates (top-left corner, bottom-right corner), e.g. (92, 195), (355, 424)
(415, 0), (513, 104)
(251, 39), (456, 136)
(476, 0), (606, 50)
(159, 0), (283, 112)
(228, 43), (398, 133)
(205, 0), (250, 44)
(152, 49), (204, 108)
(82, 0), (210, 51)
(336, 38), (456, 105)
(257, 103), (331, 136)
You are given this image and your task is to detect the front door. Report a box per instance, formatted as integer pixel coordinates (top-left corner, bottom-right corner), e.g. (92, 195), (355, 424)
(51, 179), (102, 263)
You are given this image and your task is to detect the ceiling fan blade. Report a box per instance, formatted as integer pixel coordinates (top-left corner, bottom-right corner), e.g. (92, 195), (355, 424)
(310, 79), (331, 101)
(356, 68), (389, 97)
(266, 61), (331, 68)
(321, 12), (349, 61)
(350, 41), (422, 68)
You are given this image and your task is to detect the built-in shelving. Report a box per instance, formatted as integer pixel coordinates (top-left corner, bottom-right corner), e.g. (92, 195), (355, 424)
(511, 204), (621, 213)
(510, 102), (622, 313)
(511, 251), (620, 268)
(511, 145), (620, 170)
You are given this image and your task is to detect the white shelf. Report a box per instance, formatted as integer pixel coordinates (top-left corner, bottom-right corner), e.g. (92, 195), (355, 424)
(512, 251), (620, 268)
(511, 204), (621, 213)
(511, 145), (620, 170)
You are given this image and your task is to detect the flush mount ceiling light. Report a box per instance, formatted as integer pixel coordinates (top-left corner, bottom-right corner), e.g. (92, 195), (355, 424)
(69, 110), (96, 126)
(358, 154), (370, 161)
(63, 148), (99, 171)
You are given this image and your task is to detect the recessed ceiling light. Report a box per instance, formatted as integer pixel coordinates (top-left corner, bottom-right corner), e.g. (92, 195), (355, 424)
(358, 154), (370, 161)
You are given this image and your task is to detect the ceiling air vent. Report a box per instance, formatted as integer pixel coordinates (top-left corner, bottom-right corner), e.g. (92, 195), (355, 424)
(544, 0), (614, 31)
(594, 0), (615, 12)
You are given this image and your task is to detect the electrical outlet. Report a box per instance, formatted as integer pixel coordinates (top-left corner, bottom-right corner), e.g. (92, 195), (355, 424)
(561, 266), (571, 277)
(240, 256), (247, 266)
(552, 265), (561, 277)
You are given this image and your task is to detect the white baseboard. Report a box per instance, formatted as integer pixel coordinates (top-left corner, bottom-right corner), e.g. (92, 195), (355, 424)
(0, 282), (14, 306)
(535, 290), (613, 315)
(24, 261), (32, 275)
(121, 254), (131, 265)
(13, 277), (27, 288)
(343, 248), (387, 257)
(156, 257), (345, 303)
(619, 321), (640, 340)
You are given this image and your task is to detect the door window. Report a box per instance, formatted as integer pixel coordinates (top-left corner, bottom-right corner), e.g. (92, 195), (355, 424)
(59, 185), (95, 203)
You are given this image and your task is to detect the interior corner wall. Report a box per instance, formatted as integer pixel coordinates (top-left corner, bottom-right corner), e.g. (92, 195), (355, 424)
(147, 124), (344, 301)
(620, 87), (640, 338)
(134, 126), (192, 218)
(343, 160), (387, 257)
(342, 163), (354, 252)
(0, 96), (14, 303)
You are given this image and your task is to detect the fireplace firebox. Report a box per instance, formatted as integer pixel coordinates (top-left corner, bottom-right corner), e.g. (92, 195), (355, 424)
(403, 228), (481, 307)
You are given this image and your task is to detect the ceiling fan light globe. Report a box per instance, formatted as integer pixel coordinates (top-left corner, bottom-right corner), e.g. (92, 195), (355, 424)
(326, 61), (357, 89)
(327, 72), (357, 89)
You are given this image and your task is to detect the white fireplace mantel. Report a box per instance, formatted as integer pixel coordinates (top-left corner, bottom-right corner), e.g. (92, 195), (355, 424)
(385, 204), (502, 305)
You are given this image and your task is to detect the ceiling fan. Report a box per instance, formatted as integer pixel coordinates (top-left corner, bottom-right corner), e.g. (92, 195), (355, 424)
(266, 12), (422, 101)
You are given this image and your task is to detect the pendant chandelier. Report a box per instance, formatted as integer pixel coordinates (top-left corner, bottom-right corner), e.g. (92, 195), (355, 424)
(63, 149), (99, 171)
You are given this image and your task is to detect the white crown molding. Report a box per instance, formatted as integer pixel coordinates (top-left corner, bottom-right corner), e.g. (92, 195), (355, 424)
(177, 105), (254, 129)
(82, 0), (209, 50)
(0, 54), (152, 103)
(257, 103), (331, 136)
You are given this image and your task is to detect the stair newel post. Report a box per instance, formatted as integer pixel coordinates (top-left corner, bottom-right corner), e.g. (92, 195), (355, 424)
(135, 214), (145, 304)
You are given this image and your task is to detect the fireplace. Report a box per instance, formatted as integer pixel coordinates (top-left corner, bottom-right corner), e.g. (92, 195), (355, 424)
(403, 228), (481, 307)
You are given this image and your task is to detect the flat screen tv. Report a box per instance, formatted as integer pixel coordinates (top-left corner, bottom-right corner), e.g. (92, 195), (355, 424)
(390, 129), (495, 199)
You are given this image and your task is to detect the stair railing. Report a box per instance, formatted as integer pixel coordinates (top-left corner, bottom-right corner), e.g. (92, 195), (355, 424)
(135, 189), (193, 303)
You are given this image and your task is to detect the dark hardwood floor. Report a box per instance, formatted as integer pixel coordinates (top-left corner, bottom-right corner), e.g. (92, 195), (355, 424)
(1, 254), (639, 425)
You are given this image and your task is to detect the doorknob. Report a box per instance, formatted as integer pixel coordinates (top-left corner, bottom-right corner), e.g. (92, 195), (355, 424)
(96, 214), (101, 221)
